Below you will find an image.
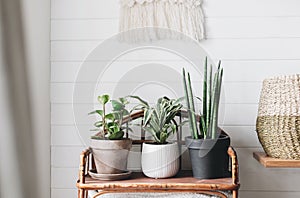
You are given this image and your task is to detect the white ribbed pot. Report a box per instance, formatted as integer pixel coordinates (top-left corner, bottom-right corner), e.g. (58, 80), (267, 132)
(141, 142), (180, 178)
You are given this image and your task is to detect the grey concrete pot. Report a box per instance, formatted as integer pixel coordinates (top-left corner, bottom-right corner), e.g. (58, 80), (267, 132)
(91, 138), (132, 174)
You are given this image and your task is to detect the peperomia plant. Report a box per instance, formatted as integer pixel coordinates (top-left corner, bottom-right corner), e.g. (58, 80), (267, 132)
(89, 94), (130, 140)
(130, 96), (183, 144)
(183, 57), (223, 140)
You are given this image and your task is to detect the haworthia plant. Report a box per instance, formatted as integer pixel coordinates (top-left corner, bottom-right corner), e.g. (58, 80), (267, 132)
(182, 57), (223, 139)
(129, 96), (183, 144)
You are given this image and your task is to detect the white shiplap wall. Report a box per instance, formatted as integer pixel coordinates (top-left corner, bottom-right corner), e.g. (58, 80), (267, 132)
(51, 0), (300, 197)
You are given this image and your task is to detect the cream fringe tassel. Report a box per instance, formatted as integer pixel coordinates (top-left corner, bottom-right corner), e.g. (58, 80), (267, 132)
(119, 0), (205, 42)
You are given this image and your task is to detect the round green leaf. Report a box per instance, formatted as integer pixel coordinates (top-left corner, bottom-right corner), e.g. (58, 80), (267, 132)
(111, 100), (124, 111)
(98, 94), (110, 105)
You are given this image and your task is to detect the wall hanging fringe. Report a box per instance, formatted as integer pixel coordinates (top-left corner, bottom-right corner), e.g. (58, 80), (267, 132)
(119, 0), (205, 42)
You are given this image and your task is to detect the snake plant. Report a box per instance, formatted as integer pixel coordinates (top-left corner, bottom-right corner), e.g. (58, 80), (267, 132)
(183, 57), (223, 139)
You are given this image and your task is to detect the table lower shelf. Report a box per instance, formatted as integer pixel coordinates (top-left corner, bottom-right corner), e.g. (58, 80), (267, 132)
(77, 170), (239, 191)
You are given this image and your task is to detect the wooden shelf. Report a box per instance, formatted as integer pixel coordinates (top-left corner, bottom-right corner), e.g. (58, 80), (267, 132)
(80, 171), (238, 190)
(253, 152), (300, 168)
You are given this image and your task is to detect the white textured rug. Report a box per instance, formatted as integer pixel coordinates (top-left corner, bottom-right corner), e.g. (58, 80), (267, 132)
(88, 191), (230, 198)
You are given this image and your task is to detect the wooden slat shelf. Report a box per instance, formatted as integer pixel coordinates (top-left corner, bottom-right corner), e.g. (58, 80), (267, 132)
(253, 152), (300, 168)
(78, 171), (238, 191)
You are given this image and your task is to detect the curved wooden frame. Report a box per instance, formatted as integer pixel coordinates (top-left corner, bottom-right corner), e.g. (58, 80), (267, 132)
(76, 110), (240, 198)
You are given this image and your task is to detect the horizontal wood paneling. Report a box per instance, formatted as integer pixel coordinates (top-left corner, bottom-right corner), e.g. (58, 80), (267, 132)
(221, 126), (260, 148)
(51, 167), (78, 188)
(201, 38), (300, 60)
(51, 39), (300, 61)
(51, 0), (300, 19)
(206, 17), (300, 39)
(51, 17), (300, 41)
(51, 146), (84, 167)
(51, 61), (300, 83)
(51, 0), (119, 19)
(223, 61), (300, 82)
(50, 82), (261, 104)
(51, 20), (119, 41)
(51, 103), (258, 126)
(203, 0), (300, 17)
(51, 189), (77, 198)
(51, 125), (86, 146)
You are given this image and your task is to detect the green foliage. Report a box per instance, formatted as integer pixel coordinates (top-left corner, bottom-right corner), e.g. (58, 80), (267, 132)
(98, 94), (109, 105)
(183, 68), (199, 139)
(130, 96), (183, 144)
(182, 57), (223, 139)
(89, 94), (130, 140)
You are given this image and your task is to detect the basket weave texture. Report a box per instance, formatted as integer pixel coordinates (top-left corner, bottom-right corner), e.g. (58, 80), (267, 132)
(256, 74), (300, 159)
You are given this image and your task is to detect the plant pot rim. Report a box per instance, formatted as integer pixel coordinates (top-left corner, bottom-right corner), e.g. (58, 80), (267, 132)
(185, 135), (230, 149)
(91, 138), (132, 141)
(185, 134), (229, 141)
(143, 141), (178, 146)
(91, 138), (132, 150)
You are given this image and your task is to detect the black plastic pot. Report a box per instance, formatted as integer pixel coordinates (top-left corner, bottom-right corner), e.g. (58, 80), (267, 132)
(185, 135), (231, 179)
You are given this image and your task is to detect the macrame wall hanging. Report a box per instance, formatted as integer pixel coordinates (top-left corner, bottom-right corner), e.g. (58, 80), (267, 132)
(119, 0), (205, 42)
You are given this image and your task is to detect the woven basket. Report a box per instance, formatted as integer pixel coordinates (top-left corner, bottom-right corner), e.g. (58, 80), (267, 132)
(256, 74), (300, 159)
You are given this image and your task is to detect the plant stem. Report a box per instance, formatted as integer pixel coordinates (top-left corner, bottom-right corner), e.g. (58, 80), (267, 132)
(183, 69), (192, 137)
(206, 64), (212, 139)
(183, 69), (198, 139)
(102, 103), (106, 136)
(210, 61), (222, 139)
(212, 65), (223, 139)
(202, 57), (207, 138)
(187, 73), (199, 139)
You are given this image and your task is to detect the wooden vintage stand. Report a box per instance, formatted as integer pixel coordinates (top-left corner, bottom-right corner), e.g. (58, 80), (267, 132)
(76, 111), (240, 198)
(77, 146), (239, 198)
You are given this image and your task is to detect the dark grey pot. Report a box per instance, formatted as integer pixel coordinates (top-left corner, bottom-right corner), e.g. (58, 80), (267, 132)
(185, 135), (231, 179)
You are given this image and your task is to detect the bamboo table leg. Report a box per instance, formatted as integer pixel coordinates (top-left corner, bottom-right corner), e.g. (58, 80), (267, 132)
(232, 190), (238, 198)
(78, 189), (86, 198)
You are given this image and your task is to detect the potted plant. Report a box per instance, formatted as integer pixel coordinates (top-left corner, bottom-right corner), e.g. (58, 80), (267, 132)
(183, 58), (231, 179)
(89, 94), (132, 175)
(131, 96), (183, 178)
